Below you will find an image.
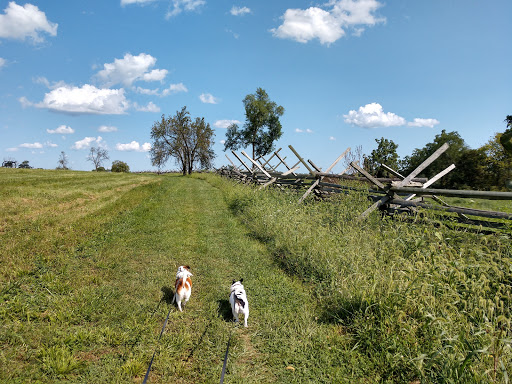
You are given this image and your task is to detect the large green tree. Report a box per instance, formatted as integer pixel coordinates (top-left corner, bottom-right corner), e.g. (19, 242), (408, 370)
(400, 130), (468, 188)
(363, 137), (399, 177)
(150, 107), (215, 175)
(223, 88), (285, 160)
(500, 115), (512, 154)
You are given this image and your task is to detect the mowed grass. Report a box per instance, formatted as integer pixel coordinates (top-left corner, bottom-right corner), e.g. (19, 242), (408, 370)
(1, 169), (355, 383)
(2, 168), (511, 383)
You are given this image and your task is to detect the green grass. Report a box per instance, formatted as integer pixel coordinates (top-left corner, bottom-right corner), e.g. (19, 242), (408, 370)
(1, 168), (511, 383)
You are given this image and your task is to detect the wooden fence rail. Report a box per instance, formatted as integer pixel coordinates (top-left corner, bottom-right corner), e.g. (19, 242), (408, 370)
(218, 143), (512, 230)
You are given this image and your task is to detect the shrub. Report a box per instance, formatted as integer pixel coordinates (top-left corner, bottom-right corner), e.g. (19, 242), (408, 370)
(111, 160), (130, 173)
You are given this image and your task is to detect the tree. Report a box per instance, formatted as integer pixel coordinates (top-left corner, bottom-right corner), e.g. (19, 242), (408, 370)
(483, 132), (512, 190)
(18, 160), (31, 169)
(150, 107), (215, 175)
(499, 115), (512, 154)
(363, 138), (399, 177)
(400, 130), (468, 188)
(87, 147), (109, 171)
(111, 160), (130, 173)
(56, 151), (69, 170)
(223, 87), (285, 160)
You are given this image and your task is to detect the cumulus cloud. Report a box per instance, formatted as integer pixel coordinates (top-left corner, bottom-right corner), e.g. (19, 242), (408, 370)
(344, 103), (406, 128)
(134, 101), (160, 112)
(47, 125), (75, 134)
(199, 93), (218, 104)
(96, 53), (168, 87)
(408, 118), (440, 128)
(271, 0), (385, 45)
(115, 141), (151, 152)
(295, 128), (313, 133)
(230, 6), (251, 16)
(0, 2), (58, 43)
(45, 141), (58, 148)
(98, 125), (118, 132)
(329, 136), (336, 141)
(32, 84), (129, 115)
(20, 142), (43, 149)
(214, 119), (241, 129)
(166, 0), (205, 18)
(121, 0), (155, 5)
(0, 57), (6, 68)
(72, 136), (105, 150)
(344, 103), (439, 129)
(162, 83), (188, 96)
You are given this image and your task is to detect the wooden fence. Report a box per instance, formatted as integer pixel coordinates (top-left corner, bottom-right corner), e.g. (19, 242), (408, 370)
(218, 144), (512, 230)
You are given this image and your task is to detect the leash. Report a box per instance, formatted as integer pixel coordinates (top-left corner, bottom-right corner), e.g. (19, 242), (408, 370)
(142, 304), (172, 384)
(219, 331), (233, 384)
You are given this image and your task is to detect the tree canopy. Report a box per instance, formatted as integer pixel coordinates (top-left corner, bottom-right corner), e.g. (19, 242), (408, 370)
(150, 107), (215, 175)
(223, 88), (285, 160)
(111, 160), (130, 173)
(87, 147), (109, 171)
(363, 138), (399, 177)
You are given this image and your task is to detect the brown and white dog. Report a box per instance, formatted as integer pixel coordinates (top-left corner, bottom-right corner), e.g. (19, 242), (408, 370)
(172, 265), (193, 312)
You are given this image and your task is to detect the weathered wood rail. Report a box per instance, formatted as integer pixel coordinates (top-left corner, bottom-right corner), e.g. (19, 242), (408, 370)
(218, 144), (512, 230)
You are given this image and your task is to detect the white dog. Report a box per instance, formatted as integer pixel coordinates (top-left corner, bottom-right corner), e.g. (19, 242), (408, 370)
(172, 265), (193, 312)
(229, 279), (249, 327)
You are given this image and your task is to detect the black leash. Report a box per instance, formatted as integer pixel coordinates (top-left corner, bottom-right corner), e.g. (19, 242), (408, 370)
(219, 331), (232, 384)
(142, 305), (172, 384)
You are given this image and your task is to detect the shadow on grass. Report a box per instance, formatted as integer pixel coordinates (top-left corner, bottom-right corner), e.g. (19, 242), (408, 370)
(217, 299), (233, 323)
(161, 286), (174, 305)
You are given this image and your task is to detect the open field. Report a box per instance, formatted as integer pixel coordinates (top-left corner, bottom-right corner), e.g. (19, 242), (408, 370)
(1, 168), (511, 383)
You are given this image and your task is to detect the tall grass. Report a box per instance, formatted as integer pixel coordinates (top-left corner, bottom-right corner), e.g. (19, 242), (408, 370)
(199, 172), (512, 383)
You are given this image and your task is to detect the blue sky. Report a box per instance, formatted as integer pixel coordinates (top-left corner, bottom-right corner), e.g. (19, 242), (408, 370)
(1, 0), (510, 172)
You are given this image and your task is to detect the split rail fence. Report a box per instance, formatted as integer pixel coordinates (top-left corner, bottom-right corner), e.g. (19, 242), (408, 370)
(218, 144), (512, 230)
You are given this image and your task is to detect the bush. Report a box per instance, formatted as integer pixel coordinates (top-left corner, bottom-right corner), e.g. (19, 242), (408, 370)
(111, 160), (130, 173)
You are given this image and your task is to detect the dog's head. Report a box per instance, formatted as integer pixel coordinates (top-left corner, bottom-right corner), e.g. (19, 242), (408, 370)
(230, 278), (244, 291)
(176, 265), (192, 278)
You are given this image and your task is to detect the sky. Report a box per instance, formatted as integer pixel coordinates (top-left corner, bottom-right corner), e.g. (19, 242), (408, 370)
(0, 0), (511, 172)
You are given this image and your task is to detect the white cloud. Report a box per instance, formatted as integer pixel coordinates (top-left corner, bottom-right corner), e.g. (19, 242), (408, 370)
(45, 141), (58, 148)
(344, 103), (440, 129)
(329, 136), (336, 141)
(134, 101), (160, 112)
(98, 125), (118, 132)
(162, 82), (188, 96)
(295, 128), (313, 133)
(6, 147), (18, 152)
(230, 6), (251, 16)
(0, 57), (6, 68)
(214, 119), (241, 129)
(0, 2), (58, 43)
(47, 125), (75, 134)
(135, 86), (160, 95)
(20, 142), (43, 149)
(33, 84), (129, 115)
(344, 103), (406, 128)
(166, 0), (205, 18)
(96, 53), (168, 87)
(271, 0), (385, 45)
(220, 140), (226, 145)
(121, 0), (155, 5)
(199, 93), (218, 104)
(72, 136), (105, 150)
(115, 141), (151, 152)
(408, 118), (440, 128)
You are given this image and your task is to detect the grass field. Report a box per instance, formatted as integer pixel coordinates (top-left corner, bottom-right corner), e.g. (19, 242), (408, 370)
(1, 168), (511, 383)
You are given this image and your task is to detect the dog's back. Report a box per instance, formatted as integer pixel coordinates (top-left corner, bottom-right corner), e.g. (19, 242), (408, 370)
(230, 280), (249, 327)
(173, 266), (192, 311)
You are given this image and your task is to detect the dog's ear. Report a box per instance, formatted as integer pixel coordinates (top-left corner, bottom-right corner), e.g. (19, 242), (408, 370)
(232, 279), (236, 285)
(185, 265), (190, 270)
(240, 278), (243, 283)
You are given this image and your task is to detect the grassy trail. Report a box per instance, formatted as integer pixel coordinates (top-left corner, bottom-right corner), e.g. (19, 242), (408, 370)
(1, 172), (345, 383)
